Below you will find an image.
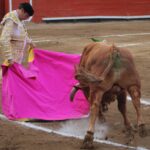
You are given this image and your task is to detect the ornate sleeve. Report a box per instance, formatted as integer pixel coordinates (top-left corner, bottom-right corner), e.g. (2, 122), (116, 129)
(0, 19), (14, 60)
(22, 22), (32, 44)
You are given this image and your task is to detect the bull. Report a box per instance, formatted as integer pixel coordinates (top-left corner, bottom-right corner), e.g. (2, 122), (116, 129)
(70, 41), (147, 149)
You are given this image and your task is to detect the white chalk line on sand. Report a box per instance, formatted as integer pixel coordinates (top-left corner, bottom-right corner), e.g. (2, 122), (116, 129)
(33, 32), (150, 41)
(1, 41), (150, 50)
(32, 34), (150, 48)
(0, 114), (148, 150)
(33, 39), (53, 43)
(1, 32), (150, 47)
(128, 97), (150, 106)
(33, 38), (150, 48)
(118, 42), (150, 47)
(0, 97), (149, 150)
(100, 32), (150, 38)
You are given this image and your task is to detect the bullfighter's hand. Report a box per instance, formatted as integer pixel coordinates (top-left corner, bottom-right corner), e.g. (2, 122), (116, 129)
(30, 42), (36, 49)
(8, 59), (14, 66)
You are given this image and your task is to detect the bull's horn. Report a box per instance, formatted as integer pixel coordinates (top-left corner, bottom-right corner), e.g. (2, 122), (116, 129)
(70, 87), (78, 102)
(70, 83), (80, 102)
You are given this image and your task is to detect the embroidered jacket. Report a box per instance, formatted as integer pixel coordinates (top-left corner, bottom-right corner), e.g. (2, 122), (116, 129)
(0, 10), (32, 64)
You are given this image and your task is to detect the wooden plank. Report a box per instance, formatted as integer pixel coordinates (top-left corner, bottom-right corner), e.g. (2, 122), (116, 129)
(0, 0), (5, 21)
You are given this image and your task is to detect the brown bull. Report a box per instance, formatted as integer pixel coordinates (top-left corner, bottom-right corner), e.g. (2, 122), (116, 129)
(70, 41), (147, 149)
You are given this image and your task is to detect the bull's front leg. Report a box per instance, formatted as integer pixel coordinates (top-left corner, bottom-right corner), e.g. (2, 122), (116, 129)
(81, 90), (103, 149)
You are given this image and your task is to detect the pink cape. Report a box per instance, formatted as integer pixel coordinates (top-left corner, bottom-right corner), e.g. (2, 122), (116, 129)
(1, 49), (89, 120)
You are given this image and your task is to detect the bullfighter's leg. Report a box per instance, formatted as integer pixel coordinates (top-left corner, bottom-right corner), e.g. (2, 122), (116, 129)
(128, 85), (147, 137)
(81, 89), (104, 149)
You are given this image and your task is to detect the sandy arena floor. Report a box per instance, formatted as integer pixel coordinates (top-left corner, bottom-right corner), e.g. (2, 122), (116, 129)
(0, 20), (150, 150)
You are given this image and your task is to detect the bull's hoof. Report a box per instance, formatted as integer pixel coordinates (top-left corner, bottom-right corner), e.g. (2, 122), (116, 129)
(81, 131), (94, 149)
(98, 115), (106, 123)
(81, 141), (94, 149)
(138, 124), (147, 137)
(124, 126), (135, 145)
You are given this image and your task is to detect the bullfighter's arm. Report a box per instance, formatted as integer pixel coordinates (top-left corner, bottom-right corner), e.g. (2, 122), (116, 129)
(0, 19), (14, 61)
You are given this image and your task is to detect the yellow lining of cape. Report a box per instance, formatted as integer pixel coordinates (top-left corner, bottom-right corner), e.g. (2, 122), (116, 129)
(2, 48), (35, 66)
(15, 118), (31, 122)
(28, 48), (35, 62)
(2, 60), (9, 66)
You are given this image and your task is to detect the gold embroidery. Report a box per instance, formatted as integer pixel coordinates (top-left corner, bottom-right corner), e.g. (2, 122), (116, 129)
(0, 11), (32, 64)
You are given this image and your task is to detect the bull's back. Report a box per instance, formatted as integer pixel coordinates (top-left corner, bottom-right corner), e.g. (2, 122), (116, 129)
(80, 42), (113, 73)
(108, 47), (140, 88)
(79, 42), (141, 89)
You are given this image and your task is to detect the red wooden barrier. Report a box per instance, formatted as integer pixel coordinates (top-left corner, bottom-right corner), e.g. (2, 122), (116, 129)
(0, 0), (150, 22)
(0, 0), (5, 21)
